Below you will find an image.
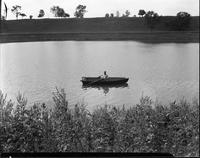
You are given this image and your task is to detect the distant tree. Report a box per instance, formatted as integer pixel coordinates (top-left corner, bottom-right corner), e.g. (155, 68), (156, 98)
(116, 11), (120, 17)
(63, 13), (70, 18)
(144, 11), (160, 31)
(0, 0), (2, 20)
(1, 15), (5, 20)
(11, 5), (21, 19)
(125, 10), (130, 17)
(0, 0), (6, 32)
(177, 12), (190, 18)
(0, 2), (8, 22)
(166, 11), (191, 31)
(3, 2), (8, 19)
(145, 11), (152, 17)
(51, 6), (63, 17)
(176, 12), (191, 30)
(50, 6), (69, 18)
(105, 13), (109, 18)
(29, 15), (33, 19)
(74, 5), (87, 18)
(38, 9), (45, 18)
(138, 9), (146, 17)
(110, 13), (114, 18)
(122, 14), (126, 17)
(19, 13), (26, 19)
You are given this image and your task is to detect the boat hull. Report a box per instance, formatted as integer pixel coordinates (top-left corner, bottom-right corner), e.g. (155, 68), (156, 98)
(81, 77), (129, 85)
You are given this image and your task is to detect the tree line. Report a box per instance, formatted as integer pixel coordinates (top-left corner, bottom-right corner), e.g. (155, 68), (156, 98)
(104, 9), (191, 31)
(0, 2), (192, 31)
(1, 4), (87, 20)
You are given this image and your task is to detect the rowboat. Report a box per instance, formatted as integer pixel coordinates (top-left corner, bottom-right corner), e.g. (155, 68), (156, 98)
(81, 77), (129, 85)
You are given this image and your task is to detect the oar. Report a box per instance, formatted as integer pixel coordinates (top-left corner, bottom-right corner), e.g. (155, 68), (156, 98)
(87, 78), (104, 86)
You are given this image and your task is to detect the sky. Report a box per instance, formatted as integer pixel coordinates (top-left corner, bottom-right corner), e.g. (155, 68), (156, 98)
(2, 0), (199, 19)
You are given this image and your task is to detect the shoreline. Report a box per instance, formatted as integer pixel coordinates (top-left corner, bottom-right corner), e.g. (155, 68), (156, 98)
(0, 31), (199, 43)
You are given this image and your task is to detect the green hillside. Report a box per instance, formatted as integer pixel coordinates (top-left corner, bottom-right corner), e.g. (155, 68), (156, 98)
(1, 16), (199, 33)
(0, 16), (199, 43)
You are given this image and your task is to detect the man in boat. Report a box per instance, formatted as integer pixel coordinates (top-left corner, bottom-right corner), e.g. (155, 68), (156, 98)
(98, 71), (108, 79)
(103, 71), (108, 78)
(99, 71), (108, 79)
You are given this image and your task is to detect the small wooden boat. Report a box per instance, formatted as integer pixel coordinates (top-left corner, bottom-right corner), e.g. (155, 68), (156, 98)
(81, 77), (129, 85)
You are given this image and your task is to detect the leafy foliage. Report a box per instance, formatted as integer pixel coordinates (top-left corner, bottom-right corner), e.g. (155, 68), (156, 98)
(116, 11), (120, 17)
(50, 6), (70, 18)
(110, 13), (114, 18)
(144, 11), (160, 31)
(74, 5), (87, 18)
(11, 5), (21, 19)
(38, 10), (45, 18)
(125, 10), (131, 17)
(0, 90), (199, 156)
(105, 13), (110, 18)
(105, 13), (114, 18)
(165, 12), (191, 31)
(19, 13), (26, 19)
(0, 0), (1, 21)
(138, 10), (146, 17)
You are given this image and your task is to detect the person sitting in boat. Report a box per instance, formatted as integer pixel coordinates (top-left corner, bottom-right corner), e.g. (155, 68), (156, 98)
(99, 71), (108, 79)
(103, 71), (108, 78)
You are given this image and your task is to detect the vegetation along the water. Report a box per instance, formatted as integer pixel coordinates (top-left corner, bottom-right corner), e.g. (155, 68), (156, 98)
(0, 89), (199, 157)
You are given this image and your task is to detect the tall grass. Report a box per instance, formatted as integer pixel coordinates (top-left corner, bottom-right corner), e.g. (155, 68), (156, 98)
(0, 89), (199, 156)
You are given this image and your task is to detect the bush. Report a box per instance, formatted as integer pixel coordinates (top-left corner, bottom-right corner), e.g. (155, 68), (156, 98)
(144, 11), (161, 31)
(165, 12), (191, 31)
(0, 89), (199, 156)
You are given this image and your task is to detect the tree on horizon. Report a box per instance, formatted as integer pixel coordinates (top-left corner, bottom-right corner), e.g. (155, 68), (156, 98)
(0, 0), (2, 20)
(116, 11), (120, 17)
(138, 9), (146, 17)
(74, 5), (87, 18)
(165, 11), (191, 31)
(144, 11), (160, 31)
(105, 13), (109, 18)
(50, 6), (70, 18)
(11, 5), (21, 19)
(19, 13), (26, 19)
(38, 9), (45, 18)
(0, 0), (2, 33)
(125, 10), (130, 17)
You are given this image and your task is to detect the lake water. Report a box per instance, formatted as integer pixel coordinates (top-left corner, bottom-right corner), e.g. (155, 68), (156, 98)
(0, 41), (199, 110)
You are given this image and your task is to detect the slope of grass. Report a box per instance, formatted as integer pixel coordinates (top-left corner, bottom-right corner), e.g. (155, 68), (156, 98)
(0, 17), (198, 43)
(0, 89), (199, 156)
(1, 16), (199, 33)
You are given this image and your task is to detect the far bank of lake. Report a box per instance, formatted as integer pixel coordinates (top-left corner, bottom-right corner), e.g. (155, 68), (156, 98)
(0, 17), (199, 43)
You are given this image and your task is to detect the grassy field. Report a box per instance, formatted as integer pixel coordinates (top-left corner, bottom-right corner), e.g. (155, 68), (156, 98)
(0, 89), (199, 156)
(0, 16), (199, 43)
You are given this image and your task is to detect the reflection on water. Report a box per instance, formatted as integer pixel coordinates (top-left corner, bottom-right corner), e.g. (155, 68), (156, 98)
(82, 83), (129, 95)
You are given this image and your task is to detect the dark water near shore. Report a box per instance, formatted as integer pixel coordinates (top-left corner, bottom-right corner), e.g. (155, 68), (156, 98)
(0, 41), (199, 110)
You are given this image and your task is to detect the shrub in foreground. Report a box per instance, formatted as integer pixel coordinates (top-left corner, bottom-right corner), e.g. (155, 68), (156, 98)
(0, 89), (199, 156)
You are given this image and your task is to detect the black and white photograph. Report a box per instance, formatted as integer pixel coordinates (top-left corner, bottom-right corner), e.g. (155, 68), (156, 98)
(0, 0), (199, 157)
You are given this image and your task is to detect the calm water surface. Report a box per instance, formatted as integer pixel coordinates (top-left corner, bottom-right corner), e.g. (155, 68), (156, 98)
(0, 41), (199, 110)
